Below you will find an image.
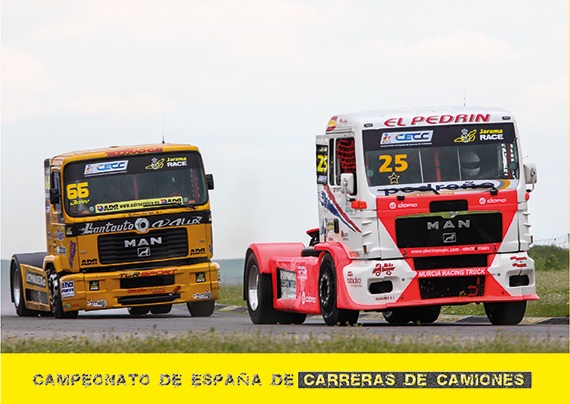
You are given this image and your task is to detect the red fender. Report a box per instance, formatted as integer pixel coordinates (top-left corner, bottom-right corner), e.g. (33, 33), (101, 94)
(314, 242), (356, 309)
(245, 242), (306, 274)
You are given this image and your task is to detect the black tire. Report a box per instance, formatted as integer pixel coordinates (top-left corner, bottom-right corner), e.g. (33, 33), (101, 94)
(484, 301), (526, 325)
(318, 255), (359, 326)
(10, 260), (39, 317)
(278, 311), (307, 325)
(128, 306), (150, 316)
(411, 305), (441, 324)
(383, 308), (412, 324)
(48, 270), (79, 319)
(187, 300), (215, 317)
(244, 254), (279, 324)
(150, 304), (172, 315)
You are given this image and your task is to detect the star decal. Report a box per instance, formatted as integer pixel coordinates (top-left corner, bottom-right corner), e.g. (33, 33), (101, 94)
(388, 172), (400, 184)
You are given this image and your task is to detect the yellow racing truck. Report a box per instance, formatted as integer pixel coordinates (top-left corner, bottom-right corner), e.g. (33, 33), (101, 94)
(10, 143), (219, 318)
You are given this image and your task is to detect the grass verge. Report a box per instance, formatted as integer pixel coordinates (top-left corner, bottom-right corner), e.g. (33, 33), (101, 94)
(2, 328), (567, 353)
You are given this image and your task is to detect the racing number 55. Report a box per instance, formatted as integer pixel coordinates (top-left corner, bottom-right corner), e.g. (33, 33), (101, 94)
(66, 182), (89, 199)
(379, 154), (408, 173)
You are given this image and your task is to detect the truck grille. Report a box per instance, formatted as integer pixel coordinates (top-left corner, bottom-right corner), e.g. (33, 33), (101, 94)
(419, 276), (485, 299)
(396, 212), (502, 248)
(98, 228), (188, 264)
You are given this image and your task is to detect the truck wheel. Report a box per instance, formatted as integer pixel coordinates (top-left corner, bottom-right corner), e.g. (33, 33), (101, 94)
(187, 300), (215, 317)
(318, 255), (359, 326)
(150, 304), (172, 315)
(484, 301), (526, 325)
(245, 254), (279, 324)
(411, 305), (441, 324)
(278, 312), (307, 325)
(48, 270), (78, 319)
(128, 307), (150, 316)
(11, 261), (39, 317)
(383, 309), (412, 324)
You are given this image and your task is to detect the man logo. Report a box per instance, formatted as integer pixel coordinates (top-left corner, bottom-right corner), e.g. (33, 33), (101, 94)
(138, 247), (151, 257)
(443, 233), (457, 243)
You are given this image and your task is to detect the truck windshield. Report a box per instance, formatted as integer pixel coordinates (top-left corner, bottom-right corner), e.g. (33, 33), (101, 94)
(362, 123), (519, 188)
(63, 151), (208, 217)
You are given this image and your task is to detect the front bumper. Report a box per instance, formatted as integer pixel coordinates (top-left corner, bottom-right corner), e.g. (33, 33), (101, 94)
(339, 253), (538, 311)
(59, 261), (220, 312)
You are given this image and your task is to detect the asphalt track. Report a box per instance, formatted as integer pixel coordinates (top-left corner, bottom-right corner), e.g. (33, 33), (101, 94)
(1, 302), (568, 349)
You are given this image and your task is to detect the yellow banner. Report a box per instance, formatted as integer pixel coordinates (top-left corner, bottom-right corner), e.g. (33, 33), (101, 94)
(2, 353), (569, 402)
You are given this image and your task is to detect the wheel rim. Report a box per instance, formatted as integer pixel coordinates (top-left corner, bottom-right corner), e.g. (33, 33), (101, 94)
(319, 270), (334, 315)
(247, 265), (260, 311)
(13, 269), (21, 307)
(48, 272), (60, 313)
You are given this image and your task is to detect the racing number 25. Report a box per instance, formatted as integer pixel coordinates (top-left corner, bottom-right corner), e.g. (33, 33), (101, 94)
(66, 182), (89, 199)
(379, 154), (408, 173)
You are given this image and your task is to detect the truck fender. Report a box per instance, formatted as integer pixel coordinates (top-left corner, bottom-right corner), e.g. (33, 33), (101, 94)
(10, 252), (47, 303)
(243, 242), (305, 300)
(43, 254), (71, 274)
(313, 242), (356, 309)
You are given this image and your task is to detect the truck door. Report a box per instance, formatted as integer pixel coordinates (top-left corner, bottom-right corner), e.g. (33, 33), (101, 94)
(317, 137), (363, 254)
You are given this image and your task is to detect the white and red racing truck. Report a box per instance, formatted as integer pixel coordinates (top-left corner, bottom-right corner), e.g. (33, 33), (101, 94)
(243, 107), (538, 326)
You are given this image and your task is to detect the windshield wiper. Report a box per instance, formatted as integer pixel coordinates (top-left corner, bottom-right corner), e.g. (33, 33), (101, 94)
(461, 183), (499, 195)
(395, 186), (440, 199)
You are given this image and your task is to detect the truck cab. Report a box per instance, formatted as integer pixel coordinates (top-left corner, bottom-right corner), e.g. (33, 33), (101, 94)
(11, 143), (219, 318)
(244, 107), (538, 326)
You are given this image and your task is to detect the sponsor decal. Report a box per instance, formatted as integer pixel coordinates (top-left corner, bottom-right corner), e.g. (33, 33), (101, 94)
(73, 212), (209, 236)
(166, 156), (188, 167)
(347, 271), (363, 287)
(95, 196), (183, 214)
(61, 280), (75, 298)
(373, 263), (395, 276)
(479, 128), (504, 141)
(279, 270), (296, 299)
(301, 291), (317, 304)
(510, 256), (528, 268)
(384, 113), (491, 127)
(417, 268), (486, 278)
(106, 147), (163, 156)
(320, 185), (361, 233)
(84, 160), (128, 176)
(381, 131), (433, 145)
(26, 272), (47, 288)
(381, 181), (501, 196)
(89, 280), (100, 291)
(454, 128), (477, 143)
(81, 258), (98, 266)
(479, 197), (508, 205)
(145, 158), (165, 170)
(119, 268), (176, 278)
(192, 291), (212, 300)
(135, 218), (150, 233)
(389, 201), (418, 210)
(196, 272), (206, 283)
(297, 265), (308, 280)
(127, 286), (167, 294)
(86, 299), (107, 308)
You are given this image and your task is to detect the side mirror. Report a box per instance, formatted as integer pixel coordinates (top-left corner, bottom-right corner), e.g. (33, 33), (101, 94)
(49, 188), (60, 205)
(206, 174), (214, 190)
(524, 163), (537, 191)
(340, 173), (355, 195)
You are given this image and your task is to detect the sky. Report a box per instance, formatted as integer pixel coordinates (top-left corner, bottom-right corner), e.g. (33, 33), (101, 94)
(1, 0), (568, 260)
